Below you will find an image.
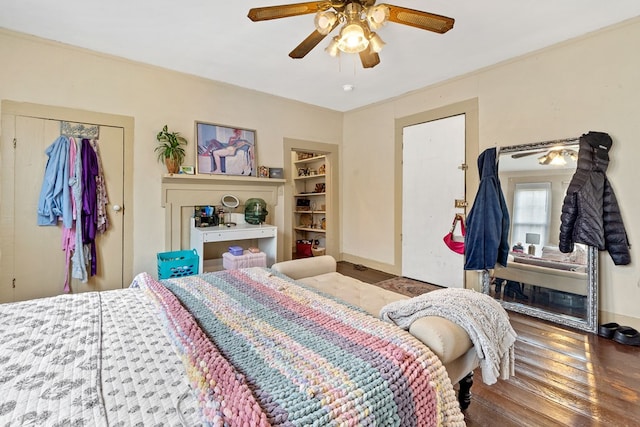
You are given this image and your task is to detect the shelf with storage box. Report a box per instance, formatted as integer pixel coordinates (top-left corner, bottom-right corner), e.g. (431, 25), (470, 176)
(190, 217), (277, 273)
(292, 152), (328, 257)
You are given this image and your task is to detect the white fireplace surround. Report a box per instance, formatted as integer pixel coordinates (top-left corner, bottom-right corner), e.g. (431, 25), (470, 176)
(161, 174), (285, 252)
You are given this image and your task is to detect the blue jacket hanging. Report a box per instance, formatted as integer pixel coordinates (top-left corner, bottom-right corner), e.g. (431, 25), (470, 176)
(464, 147), (510, 270)
(37, 135), (73, 227)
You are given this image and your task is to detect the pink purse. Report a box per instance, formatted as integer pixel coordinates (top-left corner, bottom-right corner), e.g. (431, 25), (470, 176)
(443, 214), (465, 254)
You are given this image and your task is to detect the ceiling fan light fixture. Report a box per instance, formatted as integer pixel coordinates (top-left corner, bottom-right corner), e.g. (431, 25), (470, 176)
(367, 5), (390, 30)
(248, 2), (455, 68)
(337, 22), (369, 53)
(368, 32), (385, 53)
(314, 11), (338, 35)
(325, 36), (340, 57)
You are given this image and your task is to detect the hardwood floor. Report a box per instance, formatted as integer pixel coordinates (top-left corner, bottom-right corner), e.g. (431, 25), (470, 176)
(337, 261), (640, 427)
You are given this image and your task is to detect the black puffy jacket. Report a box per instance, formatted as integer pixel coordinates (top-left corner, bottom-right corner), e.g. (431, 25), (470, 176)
(559, 131), (630, 265)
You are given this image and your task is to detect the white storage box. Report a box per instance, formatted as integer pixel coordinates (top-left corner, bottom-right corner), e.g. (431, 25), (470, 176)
(222, 250), (267, 270)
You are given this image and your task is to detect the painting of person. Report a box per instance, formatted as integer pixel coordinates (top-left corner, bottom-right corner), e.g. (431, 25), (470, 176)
(196, 123), (256, 176)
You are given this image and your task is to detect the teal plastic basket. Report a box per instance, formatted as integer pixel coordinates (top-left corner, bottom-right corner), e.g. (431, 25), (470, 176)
(157, 249), (199, 279)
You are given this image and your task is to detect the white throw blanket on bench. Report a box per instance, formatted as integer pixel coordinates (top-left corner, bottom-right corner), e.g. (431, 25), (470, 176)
(380, 288), (517, 385)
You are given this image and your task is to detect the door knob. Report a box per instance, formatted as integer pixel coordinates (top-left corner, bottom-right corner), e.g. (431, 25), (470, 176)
(113, 204), (122, 212)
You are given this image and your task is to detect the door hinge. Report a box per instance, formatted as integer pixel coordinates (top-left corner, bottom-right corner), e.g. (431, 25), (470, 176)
(458, 163), (468, 171)
(12, 278), (16, 289)
(13, 138), (17, 149)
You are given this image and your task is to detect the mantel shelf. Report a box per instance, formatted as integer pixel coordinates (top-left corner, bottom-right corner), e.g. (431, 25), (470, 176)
(162, 173), (285, 185)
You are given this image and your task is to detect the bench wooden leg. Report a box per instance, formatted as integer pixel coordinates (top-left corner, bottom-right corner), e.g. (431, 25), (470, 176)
(458, 371), (473, 410)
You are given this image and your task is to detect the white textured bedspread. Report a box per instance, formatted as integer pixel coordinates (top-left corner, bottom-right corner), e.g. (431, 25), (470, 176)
(0, 289), (201, 426)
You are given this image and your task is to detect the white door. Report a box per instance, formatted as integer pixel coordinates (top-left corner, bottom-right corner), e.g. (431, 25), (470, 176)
(1, 114), (125, 302)
(402, 114), (466, 287)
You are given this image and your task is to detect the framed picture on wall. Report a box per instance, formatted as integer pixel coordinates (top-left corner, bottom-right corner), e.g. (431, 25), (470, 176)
(195, 121), (257, 176)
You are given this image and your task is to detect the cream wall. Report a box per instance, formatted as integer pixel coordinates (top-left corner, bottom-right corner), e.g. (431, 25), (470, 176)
(2, 18), (639, 327)
(342, 17), (640, 328)
(0, 29), (343, 277)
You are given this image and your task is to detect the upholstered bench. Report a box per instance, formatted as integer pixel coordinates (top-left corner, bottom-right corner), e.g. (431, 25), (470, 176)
(271, 255), (480, 409)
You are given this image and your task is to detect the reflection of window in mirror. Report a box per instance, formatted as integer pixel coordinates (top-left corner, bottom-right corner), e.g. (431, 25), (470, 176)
(511, 182), (551, 257)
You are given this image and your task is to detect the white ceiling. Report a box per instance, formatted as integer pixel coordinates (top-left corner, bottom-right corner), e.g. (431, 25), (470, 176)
(2, 1), (640, 112)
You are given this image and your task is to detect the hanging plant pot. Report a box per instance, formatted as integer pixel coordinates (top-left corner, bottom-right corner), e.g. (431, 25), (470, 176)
(165, 157), (180, 174)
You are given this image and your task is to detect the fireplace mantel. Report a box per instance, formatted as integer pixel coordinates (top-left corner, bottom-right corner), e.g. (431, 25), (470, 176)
(161, 173), (285, 187)
(161, 174), (285, 251)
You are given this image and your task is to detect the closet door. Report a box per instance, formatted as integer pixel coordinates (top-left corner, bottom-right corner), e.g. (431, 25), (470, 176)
(2, 115), (124, 302)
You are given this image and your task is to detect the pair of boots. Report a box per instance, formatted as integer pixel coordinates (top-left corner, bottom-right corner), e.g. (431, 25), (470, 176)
(494, 279), (528, 300)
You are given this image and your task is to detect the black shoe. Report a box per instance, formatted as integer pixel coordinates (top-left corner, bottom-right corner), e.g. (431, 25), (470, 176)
(598, 322), (620, 339)
(613, 326), (640, 346)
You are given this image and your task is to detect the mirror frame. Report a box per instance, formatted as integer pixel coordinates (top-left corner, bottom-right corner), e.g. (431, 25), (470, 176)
(482, 138), (599, 333)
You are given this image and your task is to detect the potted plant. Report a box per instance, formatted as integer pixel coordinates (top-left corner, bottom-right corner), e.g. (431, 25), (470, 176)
(155, 124), (187, 174)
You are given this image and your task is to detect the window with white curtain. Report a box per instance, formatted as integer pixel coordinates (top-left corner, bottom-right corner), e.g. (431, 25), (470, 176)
(511, 182), (551, 256)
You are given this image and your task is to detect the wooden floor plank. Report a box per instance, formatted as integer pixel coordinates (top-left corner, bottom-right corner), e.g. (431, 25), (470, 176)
(336, 261), (640, 427)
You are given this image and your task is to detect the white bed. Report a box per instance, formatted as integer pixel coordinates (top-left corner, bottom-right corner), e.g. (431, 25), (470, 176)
(0, 268), (465, 426)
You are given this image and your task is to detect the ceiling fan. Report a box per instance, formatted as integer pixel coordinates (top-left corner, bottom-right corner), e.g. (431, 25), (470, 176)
(512, 148), (579, 166)
(247, 1), (454, 68)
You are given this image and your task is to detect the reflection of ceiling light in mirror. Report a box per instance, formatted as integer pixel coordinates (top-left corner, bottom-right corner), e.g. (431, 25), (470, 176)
(550, 154), (567, 165)
(537, 153), (550, 165)
(538, 149), (576, 166)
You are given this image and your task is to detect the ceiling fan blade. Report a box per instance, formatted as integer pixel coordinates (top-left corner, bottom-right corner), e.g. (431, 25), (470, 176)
(248, 1), (328, 21)
(359, 46), (380, 68)
(383, 4), (454, 34)
(511, 150), (547, 159)
(289, 19), (339, 59)
(289, 31), (326, 58)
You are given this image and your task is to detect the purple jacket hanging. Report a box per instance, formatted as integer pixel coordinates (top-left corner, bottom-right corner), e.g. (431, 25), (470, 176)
(81, 138), (99, 276)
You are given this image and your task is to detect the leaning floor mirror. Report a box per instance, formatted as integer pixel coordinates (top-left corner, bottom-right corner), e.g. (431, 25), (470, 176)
(481, 138), (598, 333)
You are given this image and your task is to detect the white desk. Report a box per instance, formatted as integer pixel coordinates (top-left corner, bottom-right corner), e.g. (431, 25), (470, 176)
(190, 218), (277, 273)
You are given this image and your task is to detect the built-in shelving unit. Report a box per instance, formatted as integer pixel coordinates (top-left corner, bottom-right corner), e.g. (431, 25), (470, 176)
(292, 153), (328, 257)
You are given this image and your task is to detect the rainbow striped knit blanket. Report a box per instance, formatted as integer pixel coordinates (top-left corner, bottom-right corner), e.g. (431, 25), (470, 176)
(134, 268), (464, 426)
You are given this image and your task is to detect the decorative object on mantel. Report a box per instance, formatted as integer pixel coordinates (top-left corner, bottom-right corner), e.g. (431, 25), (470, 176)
(269, 167), (284, 179)
(155, 125), (187, 174)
